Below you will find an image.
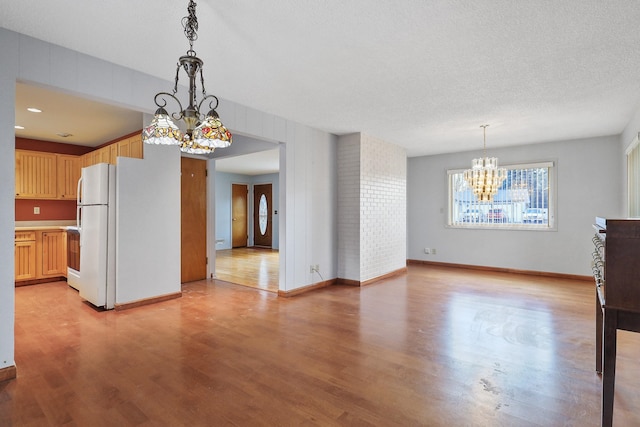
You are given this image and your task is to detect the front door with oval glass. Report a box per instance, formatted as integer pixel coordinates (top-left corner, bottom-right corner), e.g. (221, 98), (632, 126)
(253, 183), (272, 248)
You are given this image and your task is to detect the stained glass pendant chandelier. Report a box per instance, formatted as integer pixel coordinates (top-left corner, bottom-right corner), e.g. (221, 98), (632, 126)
(142, 0), (232, 155)
(463, 124), (506, 202)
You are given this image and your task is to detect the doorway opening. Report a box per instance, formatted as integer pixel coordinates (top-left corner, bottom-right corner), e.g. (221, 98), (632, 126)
(214, 145), (280, 293)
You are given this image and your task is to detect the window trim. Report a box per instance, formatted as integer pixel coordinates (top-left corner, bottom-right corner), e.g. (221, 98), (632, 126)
(446, 161), (557, 231)
(626, 132), (640, 217)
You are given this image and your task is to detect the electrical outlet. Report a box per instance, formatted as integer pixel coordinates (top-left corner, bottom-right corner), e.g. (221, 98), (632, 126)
(314, 264), (319, 272)
(33, 207), (40, 215)
(432, 248), (437, 255)
(424, 248), (430, 254)
(310, 264), (320, 273)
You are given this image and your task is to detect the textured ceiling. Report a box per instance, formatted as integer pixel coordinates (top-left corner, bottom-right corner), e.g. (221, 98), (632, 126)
(3, 0), (640, 156)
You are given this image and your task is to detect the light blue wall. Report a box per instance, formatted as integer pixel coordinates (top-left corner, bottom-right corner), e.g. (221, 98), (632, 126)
(407, 135), (624, 276)
(215, 171), (280, 250)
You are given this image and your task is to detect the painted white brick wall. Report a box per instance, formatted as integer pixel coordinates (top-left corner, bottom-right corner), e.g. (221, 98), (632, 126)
(337, 133), (407, 282)
(359, 134), (407, 282)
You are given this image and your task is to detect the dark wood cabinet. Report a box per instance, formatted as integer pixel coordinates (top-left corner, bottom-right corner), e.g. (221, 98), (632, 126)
(592, 218), (640, 427)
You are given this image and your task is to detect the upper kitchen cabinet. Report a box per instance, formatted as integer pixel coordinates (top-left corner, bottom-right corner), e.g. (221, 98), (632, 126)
(57, 154), (81, 199)
(15, 150), (83, 200)
(81, 133), (143, 168)
(15, 149), (58, 199)
(118, 134), (143, 159)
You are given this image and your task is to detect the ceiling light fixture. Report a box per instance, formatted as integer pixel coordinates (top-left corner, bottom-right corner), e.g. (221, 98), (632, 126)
(142, 0), (232, 155)
(27, 107), (42, 113)
(463, 124), (507, 202)
(14, 125), (24, 130)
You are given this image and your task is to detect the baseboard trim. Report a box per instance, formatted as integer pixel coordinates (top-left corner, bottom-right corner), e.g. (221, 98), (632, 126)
(0, 365), (17, 382)
(15, 277), (66, 287)
(336, 267), (408, 287)
(336, 278), (360, 286)
(114, 291), (182, 311)
(278, 279), (337, 297)
(361, 267), (408, 286)
(406, 259), (592, 282)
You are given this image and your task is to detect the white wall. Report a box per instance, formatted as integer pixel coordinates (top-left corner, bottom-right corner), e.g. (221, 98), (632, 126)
(0, 28), (338, 373)
(407, 135), (623, 276)
(337, 133), (407, 282)
(281, 125), (337, 291)
(116, 145), (181, 304)
(0, 29), (18, 373)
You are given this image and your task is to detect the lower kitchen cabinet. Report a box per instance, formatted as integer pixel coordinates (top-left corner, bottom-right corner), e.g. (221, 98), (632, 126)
(14, 231), (36, 281)
(40, 230), (66, 277)
(15, 229), (67, 284)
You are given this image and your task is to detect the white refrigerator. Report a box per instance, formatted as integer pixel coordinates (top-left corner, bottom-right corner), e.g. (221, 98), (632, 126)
(77, 163), (116, 309)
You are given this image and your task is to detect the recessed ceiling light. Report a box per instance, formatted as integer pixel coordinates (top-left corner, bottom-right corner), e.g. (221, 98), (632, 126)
(14, 125), (24, 130)
(27, 107), (42, 113)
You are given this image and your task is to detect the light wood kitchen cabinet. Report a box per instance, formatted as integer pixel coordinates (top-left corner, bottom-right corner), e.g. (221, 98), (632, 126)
(99, 146), (112, 164)
(15, 150), (58, 199)
(80, 133), (143, 168)
(14, 229), (67, 283)
(16, 150), (83, 200)
(14, 231), (36, 281)
(118, 134), (143, 159)
(81, 151), (92, 168)
(57, 154), (81, 199)
(40, 230), (66, 277)
(91, 150), (101, 166)
(109, 143), (118, 164)
(81, 149), (101, 168)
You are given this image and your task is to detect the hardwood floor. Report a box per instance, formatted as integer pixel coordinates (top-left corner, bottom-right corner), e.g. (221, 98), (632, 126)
(215, 247), (279, 292)
(3, 265), (640, 426)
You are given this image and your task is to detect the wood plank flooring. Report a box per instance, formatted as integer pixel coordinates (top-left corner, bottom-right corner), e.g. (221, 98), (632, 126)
(215, 247), (279, 292)
(3, 265), (640, 426)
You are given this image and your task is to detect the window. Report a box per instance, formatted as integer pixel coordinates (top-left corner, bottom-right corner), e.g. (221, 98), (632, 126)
(258, 194), (268, 235)
(448, 161), (555, 229)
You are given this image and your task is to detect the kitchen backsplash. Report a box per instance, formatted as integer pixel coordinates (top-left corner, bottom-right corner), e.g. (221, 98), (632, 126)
(15, 199), (77, 221)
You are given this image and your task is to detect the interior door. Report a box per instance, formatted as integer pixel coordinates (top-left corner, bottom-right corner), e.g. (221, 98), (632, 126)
(181, 157), (207, 283)
(253, 183), (272, 248)
(232, 183), (248, 248)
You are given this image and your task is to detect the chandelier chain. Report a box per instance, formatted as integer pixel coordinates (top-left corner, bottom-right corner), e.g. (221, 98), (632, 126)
(481, 124), (489, 158)
(172, 63), (181, 95)
(200, 67), (207, 97)
(182, 0), (199, 56)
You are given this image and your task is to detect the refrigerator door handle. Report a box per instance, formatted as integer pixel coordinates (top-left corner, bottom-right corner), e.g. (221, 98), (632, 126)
(77, 176), (83, 205)
(77, 205), (82, 235)
(77, 175), (83, 234)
